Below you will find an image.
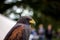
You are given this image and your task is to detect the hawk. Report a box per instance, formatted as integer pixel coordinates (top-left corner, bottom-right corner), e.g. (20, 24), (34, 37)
(4, 16), (35, 40)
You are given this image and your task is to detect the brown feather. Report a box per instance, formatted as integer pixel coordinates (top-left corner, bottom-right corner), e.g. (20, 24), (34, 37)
(8, 25), (24, 40)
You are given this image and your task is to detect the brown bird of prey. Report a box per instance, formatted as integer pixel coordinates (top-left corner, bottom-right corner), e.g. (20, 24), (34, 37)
(4, 16), (35, 40)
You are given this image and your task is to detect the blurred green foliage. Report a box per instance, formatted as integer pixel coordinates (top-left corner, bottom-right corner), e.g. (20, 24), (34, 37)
(0, 0), (60, 30)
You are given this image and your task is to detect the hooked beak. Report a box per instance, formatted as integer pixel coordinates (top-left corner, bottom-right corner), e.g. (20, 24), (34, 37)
(29, 19), (35, 24)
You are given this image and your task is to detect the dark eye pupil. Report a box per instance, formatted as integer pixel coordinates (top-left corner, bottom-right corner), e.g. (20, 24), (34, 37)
(27, 18), (30, 20)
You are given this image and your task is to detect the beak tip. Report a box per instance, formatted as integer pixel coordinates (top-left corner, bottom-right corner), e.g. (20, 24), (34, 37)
(29, 19), (35, 24)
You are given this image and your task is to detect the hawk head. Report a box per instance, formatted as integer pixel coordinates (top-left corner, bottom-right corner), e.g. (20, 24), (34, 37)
(17, 16), (35, 25)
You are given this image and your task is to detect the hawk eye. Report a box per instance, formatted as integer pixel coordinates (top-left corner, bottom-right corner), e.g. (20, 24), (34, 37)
(26, 18), (31, 20)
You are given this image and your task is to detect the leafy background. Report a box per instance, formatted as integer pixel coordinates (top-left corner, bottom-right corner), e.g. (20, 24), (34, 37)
(0, 0), (60, 30)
